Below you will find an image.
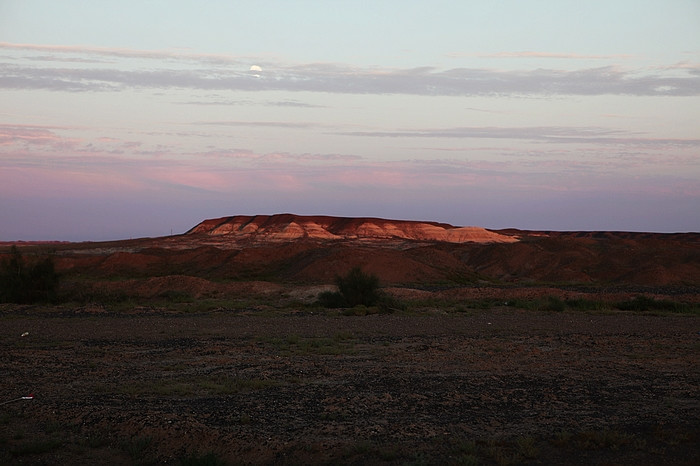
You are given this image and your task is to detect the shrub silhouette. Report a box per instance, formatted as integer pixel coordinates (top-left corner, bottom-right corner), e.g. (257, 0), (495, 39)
(0, 246), (59, 303)
(336, 267), (381, 307)
(318, 267), (381, 308)
(317, 289), (349, 308)
(316, 267), (404, 312)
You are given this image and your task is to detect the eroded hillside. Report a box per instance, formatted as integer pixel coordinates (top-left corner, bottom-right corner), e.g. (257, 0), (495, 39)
(2, 215), (693, 291)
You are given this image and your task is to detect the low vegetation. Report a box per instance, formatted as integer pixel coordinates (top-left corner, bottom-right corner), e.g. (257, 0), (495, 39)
(615, 295), (698, 313)
(318, 267), (381, 307)
(317, 266), (403, 312)
(0, 246), (59, 304)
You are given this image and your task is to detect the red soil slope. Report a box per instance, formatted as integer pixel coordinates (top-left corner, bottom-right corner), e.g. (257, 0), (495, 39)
(3, 215), (699, 289)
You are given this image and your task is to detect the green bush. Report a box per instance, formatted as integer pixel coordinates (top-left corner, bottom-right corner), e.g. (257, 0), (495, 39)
(317, 267), (402, 313)
(616, 295), (692, 313)
(336, 267), (381, 307)
(564, 298), (607, 311)
(544, 296), (566, 312)
(317, 290), (348, 308)
(506, 295), (565, 312)
(0, 246), (59, 303)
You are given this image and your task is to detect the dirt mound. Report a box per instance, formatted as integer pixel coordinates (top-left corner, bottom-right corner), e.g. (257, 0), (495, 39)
(61, 274), (286, 302)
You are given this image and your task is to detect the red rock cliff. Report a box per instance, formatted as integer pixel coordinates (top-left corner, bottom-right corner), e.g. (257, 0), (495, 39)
(186, 214), (518, 243)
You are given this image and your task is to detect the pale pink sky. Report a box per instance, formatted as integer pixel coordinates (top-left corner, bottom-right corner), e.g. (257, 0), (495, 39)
(1, 1), (699, 240)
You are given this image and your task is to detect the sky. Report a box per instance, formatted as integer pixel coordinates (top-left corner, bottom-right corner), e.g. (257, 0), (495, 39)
(1, 1), (699, 241)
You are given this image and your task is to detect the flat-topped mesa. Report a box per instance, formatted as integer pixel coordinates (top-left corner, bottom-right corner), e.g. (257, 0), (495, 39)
(186, 214), (518, 243)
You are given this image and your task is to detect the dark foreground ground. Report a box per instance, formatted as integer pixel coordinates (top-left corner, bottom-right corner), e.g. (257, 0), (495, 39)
(1, 305), (698, 465)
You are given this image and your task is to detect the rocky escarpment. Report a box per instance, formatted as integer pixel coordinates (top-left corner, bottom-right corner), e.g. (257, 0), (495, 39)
(186, 214), (519, 244)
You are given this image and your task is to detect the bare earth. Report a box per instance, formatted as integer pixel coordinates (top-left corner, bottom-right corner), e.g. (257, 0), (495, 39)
(1, 304), (698, 465)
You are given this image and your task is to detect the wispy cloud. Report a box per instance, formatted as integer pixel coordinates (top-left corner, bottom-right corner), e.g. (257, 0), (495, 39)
(197, 149), (360, 163)
(2, 42), (699, 96)
(0, 124), (81, 148)
(3, 136), (698, 225)
(179, 99), (325, 108)
(475, 51), (635, 59)
(268, 100), (326, 108)
(194, 121), (322, 129)
(0, 42), (242, 65)
(339, 125), (700, 147)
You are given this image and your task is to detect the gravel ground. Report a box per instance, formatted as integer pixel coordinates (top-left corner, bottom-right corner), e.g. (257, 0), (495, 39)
(1, 307), (699, 465)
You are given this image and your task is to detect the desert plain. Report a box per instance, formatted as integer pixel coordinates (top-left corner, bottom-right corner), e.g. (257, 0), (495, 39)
(1, 215), (699, 465)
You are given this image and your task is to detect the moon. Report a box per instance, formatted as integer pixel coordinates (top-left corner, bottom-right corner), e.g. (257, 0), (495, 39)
(249, 65), (262, 72)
